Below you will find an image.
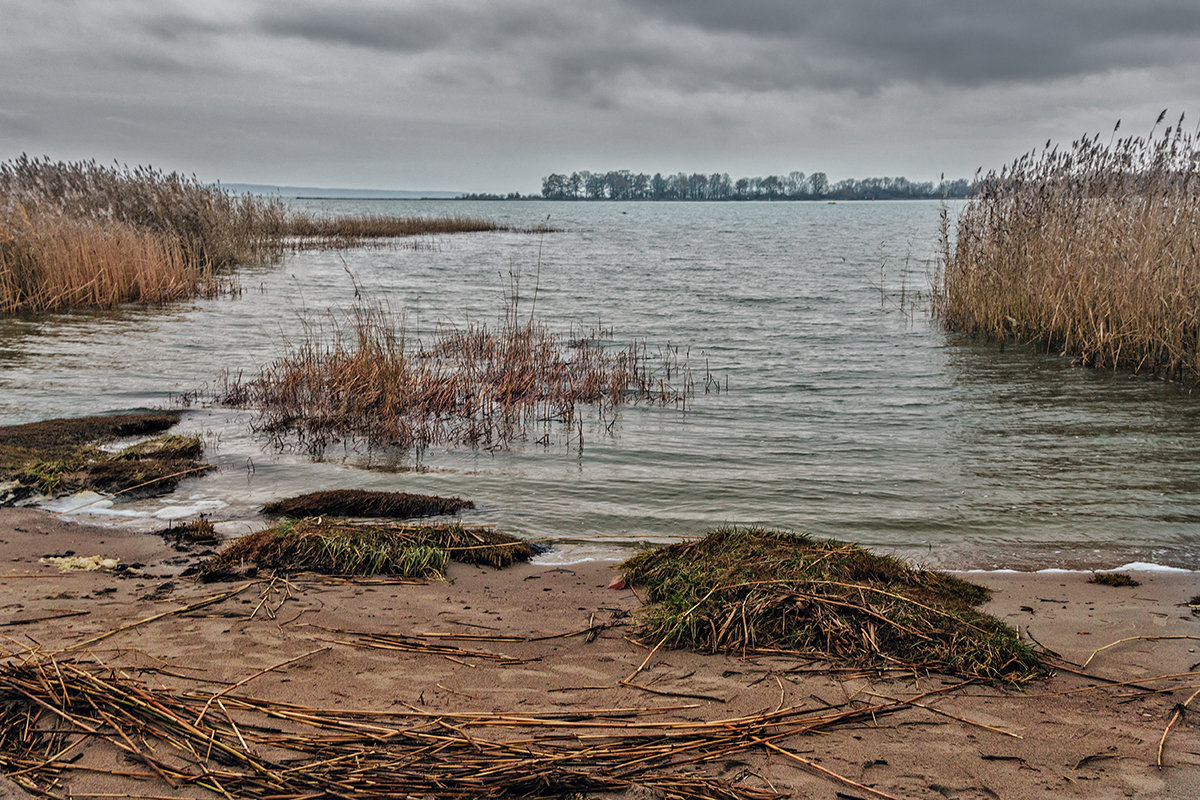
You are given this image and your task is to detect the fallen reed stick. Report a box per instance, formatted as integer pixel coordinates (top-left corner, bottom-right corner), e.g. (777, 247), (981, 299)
(1156, 686), (1200, 768)
(1081, 635), (1200, 669)
(194, 646), (329, 725)
(759, 739), (902, 800)
(56, 583), (253, 654)
(1, 611), (89, 627)
(863, 690), (1022, 739)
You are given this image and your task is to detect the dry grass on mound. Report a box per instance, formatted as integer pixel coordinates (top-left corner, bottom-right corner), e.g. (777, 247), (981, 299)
(0, 412), (208, 498)
(621, 528), (1045, 684)
(198, 518), (536, 580)
(261, 488), (473, 519)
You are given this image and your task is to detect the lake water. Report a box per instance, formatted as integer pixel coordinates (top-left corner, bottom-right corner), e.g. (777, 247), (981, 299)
(3, 200), (1199, 569)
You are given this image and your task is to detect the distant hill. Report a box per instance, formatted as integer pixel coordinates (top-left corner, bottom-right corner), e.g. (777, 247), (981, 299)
(220, 183), (462, 200)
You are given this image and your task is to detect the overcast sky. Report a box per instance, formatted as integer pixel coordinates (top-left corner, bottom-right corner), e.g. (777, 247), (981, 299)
(2, 0), (1198, 193)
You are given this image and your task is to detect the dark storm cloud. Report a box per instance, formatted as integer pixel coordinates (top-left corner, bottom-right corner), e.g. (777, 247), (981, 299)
(254, 1), (576, 56)
(1, 0), (1197, 191)
(635, 0), (1200, 88)
(241, 0), (1200, 104)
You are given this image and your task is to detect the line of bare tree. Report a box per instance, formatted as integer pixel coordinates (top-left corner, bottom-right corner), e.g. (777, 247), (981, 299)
(536, 170), (970, 201)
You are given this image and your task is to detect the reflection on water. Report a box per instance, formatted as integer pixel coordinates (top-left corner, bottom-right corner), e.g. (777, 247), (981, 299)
(1, 200), (1197, 569)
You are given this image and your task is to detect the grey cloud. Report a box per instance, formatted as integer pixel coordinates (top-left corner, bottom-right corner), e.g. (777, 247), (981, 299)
(636, 0), (1200, 88)
(0, 109), (43, 138)
(241, 0), (1200, 104)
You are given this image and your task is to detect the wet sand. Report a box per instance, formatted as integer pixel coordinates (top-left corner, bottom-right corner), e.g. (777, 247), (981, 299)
(2, 506), (1199, 799)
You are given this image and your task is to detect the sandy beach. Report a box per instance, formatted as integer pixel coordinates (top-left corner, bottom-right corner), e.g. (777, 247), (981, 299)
(2, 506), (1199, 799)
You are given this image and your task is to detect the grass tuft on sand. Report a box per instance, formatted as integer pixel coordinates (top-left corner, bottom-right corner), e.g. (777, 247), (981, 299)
(198, 518), (537, 580)
(1089, 572), (1140, 587)
(621, 527), (1045, 684)
(0, 412), (209, 498)
(261, 489), (473, 519)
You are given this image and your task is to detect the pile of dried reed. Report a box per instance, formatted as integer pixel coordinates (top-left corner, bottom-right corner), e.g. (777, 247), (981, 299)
(935, 112), (1200, 382)
(198, 518), (536, 580)
(0, 656), (911, 800)
(621, 528), (1044, 683)
(224, 296), (696, 454)
(0, 412), (208, 497)
(261, 488), (473, 519)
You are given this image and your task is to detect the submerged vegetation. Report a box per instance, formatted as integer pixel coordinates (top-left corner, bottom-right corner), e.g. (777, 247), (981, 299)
(621, 528), (1044, 683)
(222, 288), (699, 454)
(198, 518), (536, 579)
(0, 411), (208, 497)
(0, 156), (536, 314)
(262, 488), (473, 519)
(935, 112), (1200, 383)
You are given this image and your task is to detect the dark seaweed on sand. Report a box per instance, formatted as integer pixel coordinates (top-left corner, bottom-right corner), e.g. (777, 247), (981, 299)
(261, 489), (473, 520)
(1088, 572), (1140, 587)
(198, 518), (537, 580)
(621, 527), (1045, 684)
(0, 412), (209, 498)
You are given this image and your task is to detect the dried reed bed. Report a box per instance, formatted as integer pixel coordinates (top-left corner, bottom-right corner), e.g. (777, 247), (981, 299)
(224, 294), (696, 454)
(0, 156), (284, 312)
(1, 155), (286, 267)
(0, 156), (531, 313)
(0, 209), (236, 313)
(0, 655), (913, 800)
(621, 528), (1045, 684)
(281, 212), (549, 248)
(935, 112), (1200, 382)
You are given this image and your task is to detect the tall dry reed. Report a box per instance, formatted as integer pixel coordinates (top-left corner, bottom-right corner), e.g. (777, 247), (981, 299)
(1, 156), (547, 313)
(934, 112), (1200, 382)
(0, 156), (285, 312)
(0, 207), (230, 313)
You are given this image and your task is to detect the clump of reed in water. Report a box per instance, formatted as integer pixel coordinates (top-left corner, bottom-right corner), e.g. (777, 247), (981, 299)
(934, 112), (1200, 383)
(222, 290), (698, 454)
(621, 527), (1045, 684)
(198, 518), (536, 579)
(262, 488), (473, 519)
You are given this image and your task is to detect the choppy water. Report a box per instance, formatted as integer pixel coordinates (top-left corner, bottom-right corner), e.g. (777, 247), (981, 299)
(3, 200), (1199, 569)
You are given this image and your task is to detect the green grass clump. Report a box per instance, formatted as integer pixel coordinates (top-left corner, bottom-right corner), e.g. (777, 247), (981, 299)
(621, 528), (1045, 684)
(198, 518), (536, 580)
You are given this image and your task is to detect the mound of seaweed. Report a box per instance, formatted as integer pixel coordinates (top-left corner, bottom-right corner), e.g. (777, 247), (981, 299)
(198, 518), (537, 580)
(0, 412), (209, 498)
(262, 489), (473, 519)
(621, 528), (1044, 684)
